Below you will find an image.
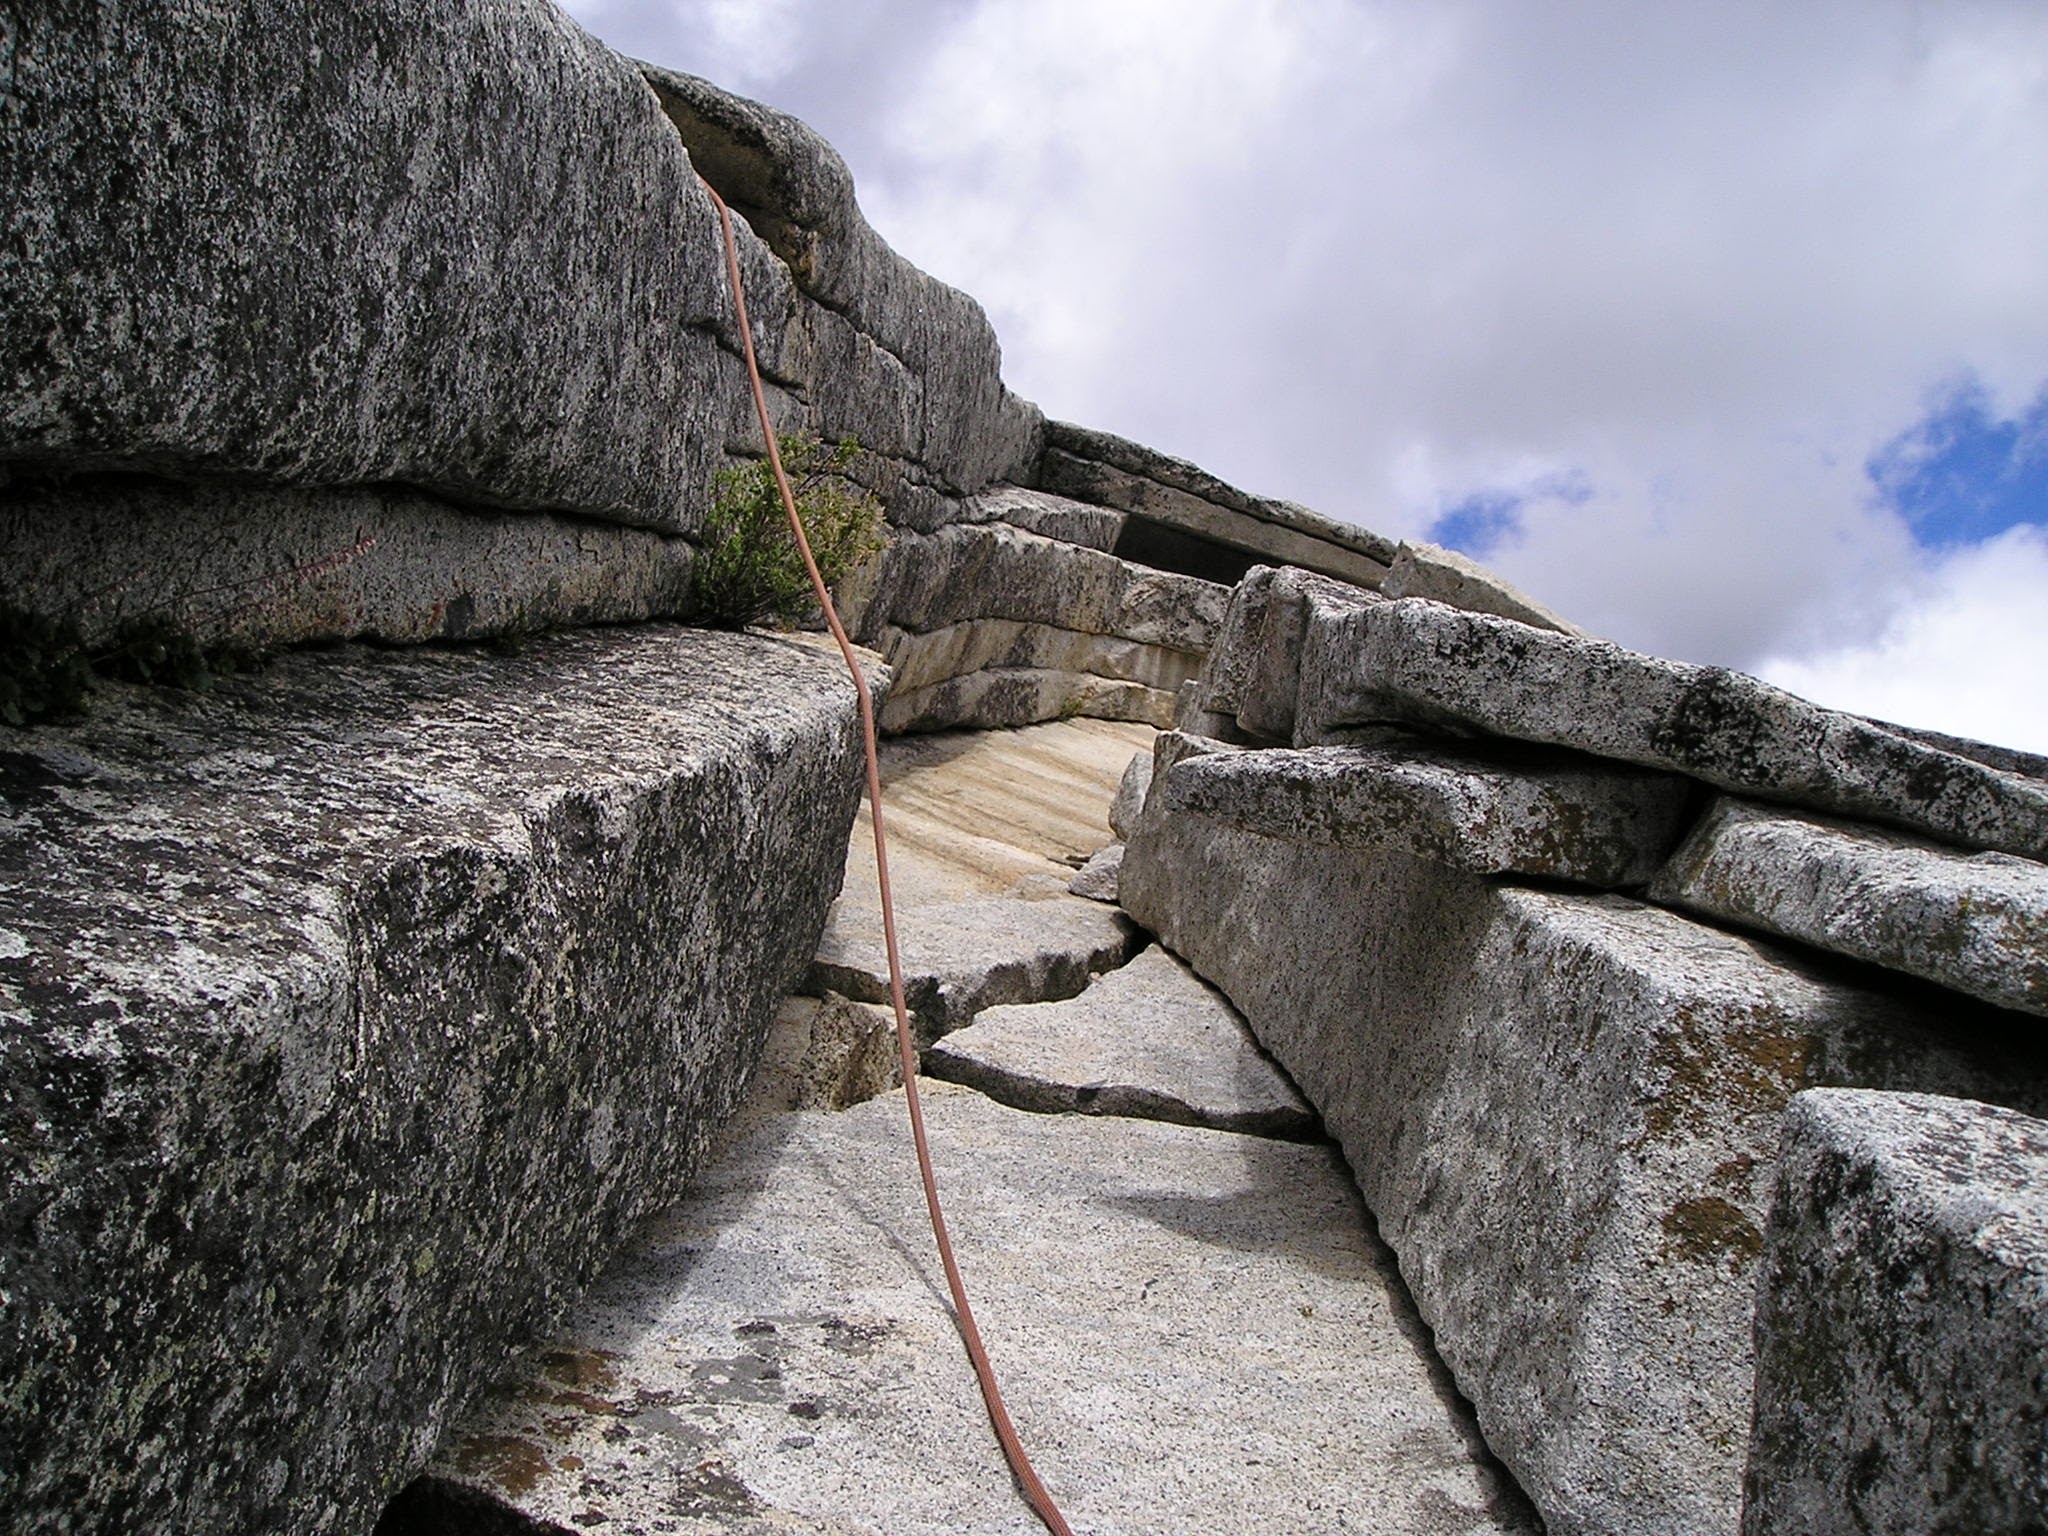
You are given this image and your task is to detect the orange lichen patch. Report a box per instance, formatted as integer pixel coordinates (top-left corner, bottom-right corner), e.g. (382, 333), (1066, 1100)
(1643, 1004), (1820, 1142)
(449, 1434), (556, 1499)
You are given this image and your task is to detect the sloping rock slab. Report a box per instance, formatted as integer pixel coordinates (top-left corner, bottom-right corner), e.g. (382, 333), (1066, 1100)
(1120, 773), (2048, 1536)
(385, 1081), (1540, 1536)
(1297, 597), (2048, 859)
(1165, 740), (1692, 886)
(1653, 797), (2048, 1017)
(0, 626), (868, 1535)
(809, 894), (1140, 1041)
(926, 945), (1316, 1138)
(1743, 1090), (2048, 1535)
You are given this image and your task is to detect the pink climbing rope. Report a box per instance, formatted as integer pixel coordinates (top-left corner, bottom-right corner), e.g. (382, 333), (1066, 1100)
(698, 174), (1077, 1536)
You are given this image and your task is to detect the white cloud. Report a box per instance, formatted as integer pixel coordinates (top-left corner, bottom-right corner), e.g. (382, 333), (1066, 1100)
(560, 0), (2048, 747)
(1757, 524), (2048, 754)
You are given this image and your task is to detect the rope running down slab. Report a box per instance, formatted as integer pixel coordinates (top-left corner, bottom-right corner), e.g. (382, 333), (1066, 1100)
(698, 174), (1077, 1536)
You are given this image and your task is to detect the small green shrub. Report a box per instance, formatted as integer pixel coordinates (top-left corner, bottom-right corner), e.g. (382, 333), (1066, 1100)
(692, 433), (887, 631)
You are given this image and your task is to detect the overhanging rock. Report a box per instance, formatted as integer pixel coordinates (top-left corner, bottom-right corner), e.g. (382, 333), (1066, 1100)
(0, 626), (872, 1535)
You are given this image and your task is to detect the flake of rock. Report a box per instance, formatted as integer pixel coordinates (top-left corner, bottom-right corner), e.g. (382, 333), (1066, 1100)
(1745, 1090), (2048, 1535)
(1108, 751), (1155, 840)
(1037, 420), (1397, 587)
(809, 894), (1140, 1041)
(1652, 797), (2048, 1017)
(878, 618), (1199, 697)
(1120, 789), (2048, 1536)
(1065, 843), (1123, 902)
(1296, 597), (2048, 859)
(388, 1081), (1540, 1536)
(0, 625), (869, 1534)
(958, 485), (1127, 550)
(1380, 540), (1589, 636)
(1165, 740), (1692, 885)
(926, 945), (1315, 1138)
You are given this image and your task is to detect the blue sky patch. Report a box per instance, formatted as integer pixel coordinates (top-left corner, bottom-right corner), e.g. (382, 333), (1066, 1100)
(1429, 469), (1592, 557)
(1868, 376), (2048, 549)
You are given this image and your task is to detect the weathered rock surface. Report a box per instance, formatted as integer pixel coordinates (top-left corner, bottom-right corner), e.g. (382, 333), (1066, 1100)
(1109, 750), (1155, 840)
(879, 618), (1202, 697)
(1065, 842), (1123, 902)
(880, 667), (1180, 734)
(1165, 740), (1693, 886)
(1653, 797), (2048, 1017)
(1297, 597), (2048, 859)
(1037, 421), (1396, 588)
(1381, 539), (1588, 636)
(1744, 1090), (2048, 1536)
(387, 1080), (1541, 1536)
(0, 476), (696, 651)
(0, 626), (871, 1534)
(4, 1), (731, 529)
(927, 945), (1317, 1138)
(808, 719), (1152, 1039)
(1120, 761), (2048, 1536)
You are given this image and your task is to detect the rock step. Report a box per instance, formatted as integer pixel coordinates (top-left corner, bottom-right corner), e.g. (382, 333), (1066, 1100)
(388, 1080), (1539, 1536)
(926, 944), (1319, 1140)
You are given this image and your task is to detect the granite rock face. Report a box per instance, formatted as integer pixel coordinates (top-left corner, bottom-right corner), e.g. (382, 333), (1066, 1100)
(1164, 740), (1692, 886)
(388, 1080), (1539, 1536)
(1201, 565), (1380, 743)
(810, 893), (1141, 1042)
(3, 1), (730, 528)
(0, 3), (1035, 647)
(1744, 1090), (2048, 1535)
(926, 944), (1317, 1138)
(0, 627), (870, 1535)
(1652, 797), (2048, 1018)
(1297, 597), (2048, 858)
(1120, 754), (2048, 1536)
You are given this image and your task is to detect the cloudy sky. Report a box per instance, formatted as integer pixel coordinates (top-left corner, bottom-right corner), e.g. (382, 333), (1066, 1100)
(563, 0), (2048, 751)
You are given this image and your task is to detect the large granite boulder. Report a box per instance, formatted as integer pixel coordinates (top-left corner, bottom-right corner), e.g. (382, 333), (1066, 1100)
(1121, 735), (2048, 1536)
(1744, 1090), (2048, 1535)
(0, 626), (871, 1535)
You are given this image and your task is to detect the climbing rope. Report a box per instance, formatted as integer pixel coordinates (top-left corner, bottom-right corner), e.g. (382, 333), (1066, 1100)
(698, 174), (1077, 1536)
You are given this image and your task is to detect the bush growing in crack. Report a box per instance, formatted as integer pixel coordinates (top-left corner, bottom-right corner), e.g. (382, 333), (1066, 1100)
(691, 433), (887, 631)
